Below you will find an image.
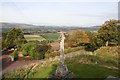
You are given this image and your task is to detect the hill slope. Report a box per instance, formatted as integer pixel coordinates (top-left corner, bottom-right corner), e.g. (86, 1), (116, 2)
(1, 22), (100, 33)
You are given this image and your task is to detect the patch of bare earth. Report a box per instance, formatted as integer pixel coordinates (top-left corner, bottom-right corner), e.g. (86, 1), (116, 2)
(50, 42), (59, 51)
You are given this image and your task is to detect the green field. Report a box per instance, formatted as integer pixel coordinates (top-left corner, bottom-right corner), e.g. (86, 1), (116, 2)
(24, 35), (46, 42)
(24, 33), (59, 42)
(40, 33), (59, 42)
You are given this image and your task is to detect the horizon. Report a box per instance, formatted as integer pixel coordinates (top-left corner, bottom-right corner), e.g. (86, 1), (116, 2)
(1, 22), (102, 28)
(1, 1), (118, 27)
(1, 21), (101, 27)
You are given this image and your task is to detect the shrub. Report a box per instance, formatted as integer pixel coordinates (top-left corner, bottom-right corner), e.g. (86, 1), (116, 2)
(21, 41), (49, 60)
(11, 50), (18, 60)
(30, 43), (49, 60)
(21, 42), (37, 56)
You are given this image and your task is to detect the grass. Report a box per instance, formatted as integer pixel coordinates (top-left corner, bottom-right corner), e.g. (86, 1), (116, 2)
(40, 33), (59, 41)
(31, 47), (119, 79)
(24, 32), (59, 42)
(32, 64), (57, 78)
(65, 46), (119, 78)
(33, 66), (52, 78)
(31, 63), (118, 79)
(30, 63), (118, 79)
(67, 63), (118, 78)
(24, 35), (46, 42)
(3, 46), (119, 79)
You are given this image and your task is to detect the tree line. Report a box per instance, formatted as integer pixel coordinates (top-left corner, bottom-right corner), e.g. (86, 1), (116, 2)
(2, 19), (120, 60)
(65, 20), (120, 51)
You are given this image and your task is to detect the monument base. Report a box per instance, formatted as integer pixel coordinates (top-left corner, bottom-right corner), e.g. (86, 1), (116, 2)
(50, 63), (73, 79)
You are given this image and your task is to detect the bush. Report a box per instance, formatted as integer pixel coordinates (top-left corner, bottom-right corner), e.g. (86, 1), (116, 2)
(11, 50), (18, 60)
(21, 41), (49, 60)
(21, 42), (36, 56)
(31, 43), (49, 59)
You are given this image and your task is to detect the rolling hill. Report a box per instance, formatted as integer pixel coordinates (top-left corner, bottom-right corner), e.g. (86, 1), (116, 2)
(1, 22), (100, 33)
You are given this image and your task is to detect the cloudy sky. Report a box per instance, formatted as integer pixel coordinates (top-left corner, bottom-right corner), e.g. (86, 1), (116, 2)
(0, 0), (119, 27)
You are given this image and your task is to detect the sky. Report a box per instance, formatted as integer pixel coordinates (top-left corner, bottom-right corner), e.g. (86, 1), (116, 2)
(0, 0), (119, 27)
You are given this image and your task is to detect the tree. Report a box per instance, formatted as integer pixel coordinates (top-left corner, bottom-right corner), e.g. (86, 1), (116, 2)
(65, 30), (90, 47)
(85, 31), (98, 50)
(98, 20), (120, 46)
(1, 33), (7, 50)
(5, 28), (27, 49)
(34, 44), (48, 59)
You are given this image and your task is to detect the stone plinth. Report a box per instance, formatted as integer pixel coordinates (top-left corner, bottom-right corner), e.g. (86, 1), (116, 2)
(55, 62), (68, 77)
(51, 62), (73, 79)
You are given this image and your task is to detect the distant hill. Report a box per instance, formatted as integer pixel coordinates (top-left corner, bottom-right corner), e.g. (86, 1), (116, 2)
(1, 22), (100, 33)
(80, 26), (100, 31)
(64, 26), (100, 31)
(1, 22), (38, 29)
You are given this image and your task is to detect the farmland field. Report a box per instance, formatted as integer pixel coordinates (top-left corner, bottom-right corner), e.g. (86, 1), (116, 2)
(40, 33), (59, 41)
(24, 35), (46, 42)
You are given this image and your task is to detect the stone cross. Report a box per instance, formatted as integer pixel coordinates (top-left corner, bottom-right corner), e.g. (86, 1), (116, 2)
(60, 32), (65, 65)
(52, 32), (73, 78)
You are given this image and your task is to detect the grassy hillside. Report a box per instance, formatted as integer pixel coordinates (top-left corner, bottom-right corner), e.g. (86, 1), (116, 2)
(65, 46), (119, 78)
(3, 46), (119, 79)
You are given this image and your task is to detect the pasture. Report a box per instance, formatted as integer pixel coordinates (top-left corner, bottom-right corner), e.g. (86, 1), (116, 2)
(24, 35), (46, 42)
(40, 33), (59, 42)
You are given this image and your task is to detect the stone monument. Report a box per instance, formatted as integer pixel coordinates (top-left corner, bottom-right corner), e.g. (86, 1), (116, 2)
(51, 32), (73, 79)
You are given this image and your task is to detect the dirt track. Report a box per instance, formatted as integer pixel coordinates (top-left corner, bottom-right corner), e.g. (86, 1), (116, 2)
(2, 50), (86, 74)
(2, 42), (85, 74)
(2, 42), (60, 73)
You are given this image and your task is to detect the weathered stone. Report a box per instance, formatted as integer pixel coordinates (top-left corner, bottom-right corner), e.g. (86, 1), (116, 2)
(51, 71), (73, 80)
(51, 32), (73, 79)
